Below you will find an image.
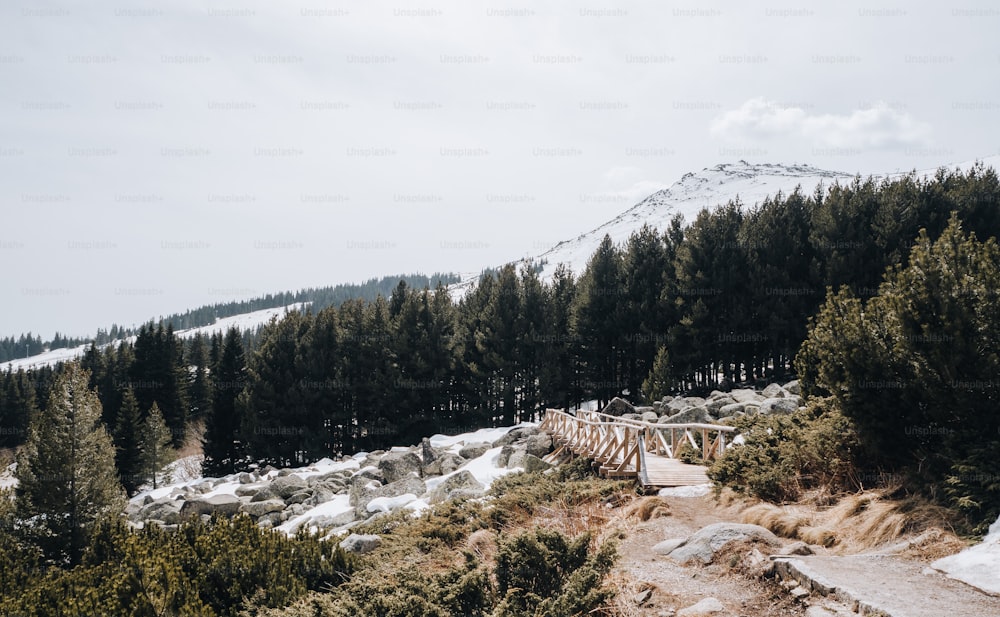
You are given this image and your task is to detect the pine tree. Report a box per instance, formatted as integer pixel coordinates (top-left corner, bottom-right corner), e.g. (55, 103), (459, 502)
(573, 235), (624, 406)
(15, 363), (126, 565)
(642, 347), (673, 402)
(203, 328), (247, 476)
(113, 388), (143, 496)
(188, 332), (213, 421)
(139, 403), (173, 490)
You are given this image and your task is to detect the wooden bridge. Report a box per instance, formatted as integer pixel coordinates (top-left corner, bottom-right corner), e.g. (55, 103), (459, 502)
(539, 408), (736, 490)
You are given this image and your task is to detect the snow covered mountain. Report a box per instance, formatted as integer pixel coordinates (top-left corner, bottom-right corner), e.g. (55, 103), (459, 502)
(534, 161), (853, 279)
(452, 155), (1000, 293)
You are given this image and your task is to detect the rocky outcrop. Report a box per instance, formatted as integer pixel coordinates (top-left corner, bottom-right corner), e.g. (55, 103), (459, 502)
(127, 422), (566, 535)
(180, 494), (242, 519)
(601, 397), (636, 416)
(663, 522), (780, 565)
(429, 471), (485, 504)
(340, 533), (382, 554)
(458, 442), (491, 460)
(379, 451), (423, 483)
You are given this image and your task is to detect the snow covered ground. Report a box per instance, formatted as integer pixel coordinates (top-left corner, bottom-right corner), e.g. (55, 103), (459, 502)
(130, 422), (537, 537)
(932, 515), (1000, 595)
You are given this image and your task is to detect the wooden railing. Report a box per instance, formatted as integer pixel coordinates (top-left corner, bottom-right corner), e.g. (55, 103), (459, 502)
(540, 408), (736, 480)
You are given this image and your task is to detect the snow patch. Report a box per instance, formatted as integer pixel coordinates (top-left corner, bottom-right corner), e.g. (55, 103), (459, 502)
(932, 514), (1000, 595)
(658, 484), (712, 498)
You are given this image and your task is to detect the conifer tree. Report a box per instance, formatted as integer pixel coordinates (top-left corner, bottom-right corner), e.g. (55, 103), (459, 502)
(139, 403), (173, 490)
(573, 235), (624, 406)
(188, 332), (213, 421)
(203, 328), (247, 476)
(113, 388), (143, 496)
(15, 363), (126, 565)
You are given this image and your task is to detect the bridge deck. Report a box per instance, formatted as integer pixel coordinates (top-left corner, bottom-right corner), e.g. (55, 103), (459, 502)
(641, 456), (710, 487)
(541, 408), (730, 490)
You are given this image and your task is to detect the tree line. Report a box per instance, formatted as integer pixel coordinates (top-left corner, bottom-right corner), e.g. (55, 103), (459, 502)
(1, 164), (998, 478)
(0, 273), (459, 363)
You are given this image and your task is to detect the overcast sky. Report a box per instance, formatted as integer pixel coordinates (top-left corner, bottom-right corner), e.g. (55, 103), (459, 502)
(2, 1), (999, 338)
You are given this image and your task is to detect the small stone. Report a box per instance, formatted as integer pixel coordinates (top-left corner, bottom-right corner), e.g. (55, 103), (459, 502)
(677, 597), (724, 616)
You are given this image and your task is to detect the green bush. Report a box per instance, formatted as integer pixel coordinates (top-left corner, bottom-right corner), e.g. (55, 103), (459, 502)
(708, 399), (863, 502)
(493, 529), (615, 617)
(0, 515), (355, 617)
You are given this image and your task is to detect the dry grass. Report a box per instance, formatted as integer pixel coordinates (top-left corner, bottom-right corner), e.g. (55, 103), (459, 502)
(740, 503), (809, 538)
(603, 572), (649, 617)
(529, 499), (615, 538)
(465, 528), (497, 564)
(738, 490), (964, 554)
(626, 496), (672, 522)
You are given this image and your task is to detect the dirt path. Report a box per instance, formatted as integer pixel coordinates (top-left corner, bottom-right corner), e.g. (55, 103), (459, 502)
(612, 494), (806, 616)
(610, 493), (1000, 617)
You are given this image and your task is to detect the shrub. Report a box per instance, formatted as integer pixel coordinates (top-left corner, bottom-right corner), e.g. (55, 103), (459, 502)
(708, 398), (863, 502)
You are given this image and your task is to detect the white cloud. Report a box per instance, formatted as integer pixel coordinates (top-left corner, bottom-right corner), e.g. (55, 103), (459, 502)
(710, 97), (932, 149)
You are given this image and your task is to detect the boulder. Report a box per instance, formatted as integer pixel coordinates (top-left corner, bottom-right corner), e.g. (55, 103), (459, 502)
(139, 498), (183, 525)
(235, 485), (260, 498)
(510, 452), (551, 473)
(340, 533), (382, 554)
(525, 433), (553, 458)
(717, 402), (745, 418)
(761, 383), (786, 398)
(306, 486), (337, 507)
(665, 523), (780, 565)
(677, 597), (725, 616)
(651, 401), (663, 413)
(640, 411), (659, 423)
(314, 509), (358, 529)
(352, 466), (384, 484)
(420, 437), (439, 467)
(705, 397), (736, 416)
(681, 396), (707, 408)
(783, 380), (802, 395)
(759, 396), (802, 415)
(238, 472), (254, 484)
(729, 389), (765, 404)
(355, 476), (426, 516)
(271, 474), (308, 499)
(493, 426), (541, 447)
(180, 494), (241, 519)
(621, 413), (641, 421)
(497, 445), (522, 468)
(378, 451), (423, 483)
(658, 407), (712, 425)
(429, 470), (485, 504)
(286, 491), (312, 505)
(652, 538), (687, 556)
(601, 397), (635, 416)
(250, 486), (279, 502)
(239, 499), (286, 518)
(349, 478), (382, 507)
(458, 442), (491, 460)
(665, 398), (692, 413)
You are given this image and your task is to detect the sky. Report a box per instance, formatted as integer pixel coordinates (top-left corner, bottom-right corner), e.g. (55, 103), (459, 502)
(2, 0), (999, 338)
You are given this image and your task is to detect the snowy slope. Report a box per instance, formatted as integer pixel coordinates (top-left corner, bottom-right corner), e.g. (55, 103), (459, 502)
(451, 155), (1000, 295)
(0, 303), (308, 372)
(534, 161), (851, 278)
